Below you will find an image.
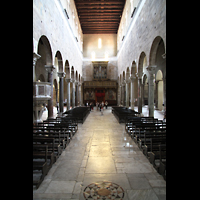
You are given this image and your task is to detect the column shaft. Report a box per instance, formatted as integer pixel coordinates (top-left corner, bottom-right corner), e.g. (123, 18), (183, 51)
(58, 72), (65, 113)
(146, 66), (156, 117)
(45, 65), (55, 119)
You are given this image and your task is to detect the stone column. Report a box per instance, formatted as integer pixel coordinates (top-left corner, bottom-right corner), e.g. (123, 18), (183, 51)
(33, 52), (41, 81)
(162, 53), (166, 109)
(71, 79), (76, 108)
(57, 72), (66, 114)
(155, 80), (159, 109)
(78, 82), (82, 106)
(118, 84), (121, 106)
(136, 73), (143, 114)
(146, 65), (156, 117)
(45, 65), (56, 118)
(125, 80), (130, 108)
(65, 78), (71, 110)
(130, 75), (136, 110)
(121, 83), (125, 106)
(163, 77), (166, 109)
(75, 81), (79, 106)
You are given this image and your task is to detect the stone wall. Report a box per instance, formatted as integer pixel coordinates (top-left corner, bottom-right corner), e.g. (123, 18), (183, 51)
(117, 0), (166, 77)
(33, 0), (83, 80)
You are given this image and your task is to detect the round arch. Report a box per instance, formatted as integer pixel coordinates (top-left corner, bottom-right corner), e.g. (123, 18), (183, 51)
(35, 35), (53, 82)
(126, 67), (130, 80)
(138, 52), (146, 78)
(143, 74), (148, 105)
(71, 66), (74, 80)
(149, 36), (165, 66)
(75, 70), (78, 81)
(37, 35), (52, 65)
(64, 60), (70, 79)
(131, 61), (136, 76)
(55, 51), (63, 72)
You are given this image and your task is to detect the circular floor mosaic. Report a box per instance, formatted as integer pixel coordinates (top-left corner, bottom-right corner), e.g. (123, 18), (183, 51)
(83, 181), (125, 200)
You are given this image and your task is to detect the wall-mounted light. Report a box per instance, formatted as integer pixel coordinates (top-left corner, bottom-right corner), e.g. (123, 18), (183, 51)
(98, 38), (102, 49)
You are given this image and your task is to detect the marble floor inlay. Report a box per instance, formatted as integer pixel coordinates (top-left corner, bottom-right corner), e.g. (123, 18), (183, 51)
(83, 181), (125, 200)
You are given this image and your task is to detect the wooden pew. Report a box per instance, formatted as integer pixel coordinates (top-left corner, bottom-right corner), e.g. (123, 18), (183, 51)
(137, 129), (166, 149)
(126, 117), (160, 135)
(148, 144), (166, 178)
(158, 144), (166, 180)
(33, 133), (63, 156)
(34, 122), (72, 146)
(33, 137), (55, 166)
(112, 106), (140, 123)
(130, 121), (164, 141)
(63, 107), (90, 123)
(33, 145), (48, 189)
(33, 126), (68, 150)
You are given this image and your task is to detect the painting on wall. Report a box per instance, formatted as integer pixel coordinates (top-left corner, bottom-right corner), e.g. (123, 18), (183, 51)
(85, 89), (95, 100)
(105, 89), (116, 100)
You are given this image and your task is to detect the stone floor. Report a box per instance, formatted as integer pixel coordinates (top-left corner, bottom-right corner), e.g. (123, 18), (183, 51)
(34, 107), (166, 200)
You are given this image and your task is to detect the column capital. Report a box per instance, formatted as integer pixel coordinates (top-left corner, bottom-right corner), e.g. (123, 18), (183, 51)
(57, 72), (66, 78)
(71, 79), (76, 83)
(65, 78), (71, 82)
(162, 53), (166, 59)
(45, 65), (56, 73)
(125, 79), (131, 84)
(136, 72), (143, 79)
(33, 52), (41, 65)
(129, 74), (136, 82)
(146, 65), (157, 74)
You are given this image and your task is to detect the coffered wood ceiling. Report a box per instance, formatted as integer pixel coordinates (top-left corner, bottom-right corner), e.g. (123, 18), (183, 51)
(74, 0), (126, 34)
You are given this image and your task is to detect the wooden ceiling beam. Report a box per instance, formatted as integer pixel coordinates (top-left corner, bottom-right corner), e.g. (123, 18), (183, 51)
(77, 8), (123, 12)
(83, 31), (117, 34)
(74, 0), (125, 5)
(80, 19), (120, 23)
(81, 21), (119, 24)
(74, 0), (125, 34)
(78, 11), (121, 16)
(81, 24), (118, 27)
(76, 5), (124, 9)
(79, 15), (120, 19)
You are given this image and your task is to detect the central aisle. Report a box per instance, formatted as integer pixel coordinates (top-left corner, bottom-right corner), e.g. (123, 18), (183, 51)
(33, 107), (166, 200)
